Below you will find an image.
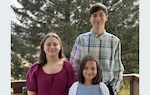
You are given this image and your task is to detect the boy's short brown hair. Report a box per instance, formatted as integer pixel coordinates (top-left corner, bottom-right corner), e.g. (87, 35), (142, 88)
(89, 3), (108, 17)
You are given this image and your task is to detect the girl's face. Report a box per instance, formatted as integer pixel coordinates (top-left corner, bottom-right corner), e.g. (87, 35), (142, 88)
(89, 10), (108, 29)
(83, 60), (97, 82)
(44, 36), (61, 58)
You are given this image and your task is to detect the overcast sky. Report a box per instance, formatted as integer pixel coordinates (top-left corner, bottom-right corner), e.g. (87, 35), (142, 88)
(11, 0), (22, 21)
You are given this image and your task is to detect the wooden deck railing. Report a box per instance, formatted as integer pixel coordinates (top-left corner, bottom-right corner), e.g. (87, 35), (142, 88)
(11, 74), (139, 95)
(123, 74), (139, 95)
(11, 80), (26, 95)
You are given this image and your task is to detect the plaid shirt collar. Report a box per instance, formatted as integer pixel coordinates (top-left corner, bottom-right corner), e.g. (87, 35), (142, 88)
(90, 29), (107, 40)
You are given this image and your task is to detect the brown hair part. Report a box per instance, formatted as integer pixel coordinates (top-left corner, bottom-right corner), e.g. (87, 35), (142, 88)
(89, 3), (108, 17)
(78, 55), (102, 84)
(38, 32), (65, 66)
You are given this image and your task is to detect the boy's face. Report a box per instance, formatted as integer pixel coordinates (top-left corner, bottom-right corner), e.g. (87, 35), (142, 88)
(89, 10), (108, 28)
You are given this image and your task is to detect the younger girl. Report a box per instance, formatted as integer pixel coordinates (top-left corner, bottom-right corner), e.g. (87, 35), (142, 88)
(69, 55), (110, 95)
(26, 32), (76, 95)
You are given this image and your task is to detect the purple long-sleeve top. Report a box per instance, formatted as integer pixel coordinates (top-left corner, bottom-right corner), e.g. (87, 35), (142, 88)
(26, 61), (76, 95)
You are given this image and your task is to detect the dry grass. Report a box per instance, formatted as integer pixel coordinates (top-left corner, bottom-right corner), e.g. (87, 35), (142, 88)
(118, 80), (130, 95)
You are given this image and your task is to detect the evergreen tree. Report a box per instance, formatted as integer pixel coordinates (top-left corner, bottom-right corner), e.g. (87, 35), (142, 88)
(11, 0), (139, 80)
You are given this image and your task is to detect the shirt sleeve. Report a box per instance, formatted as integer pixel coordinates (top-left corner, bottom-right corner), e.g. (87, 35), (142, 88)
(69, 36), (81, 78)
(112, 41), (124, 94)
(68, 82), (79, 95)
(26, 63), (39, 92)
(64, 61), (76, 88)
(99, 82), (110, 95)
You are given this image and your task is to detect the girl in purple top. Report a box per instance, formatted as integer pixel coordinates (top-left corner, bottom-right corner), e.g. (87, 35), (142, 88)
(26, 32), (76, 95)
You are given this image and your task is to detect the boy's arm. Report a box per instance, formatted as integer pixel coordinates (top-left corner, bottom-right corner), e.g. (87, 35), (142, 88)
(112, 41), (124, 95)
(69, 36), (81, 78)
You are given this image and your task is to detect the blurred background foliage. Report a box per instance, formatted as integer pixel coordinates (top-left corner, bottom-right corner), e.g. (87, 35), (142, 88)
(11, 0), (139, 80)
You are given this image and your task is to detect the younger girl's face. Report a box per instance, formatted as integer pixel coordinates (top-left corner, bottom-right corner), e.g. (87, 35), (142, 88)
(83, 60), (97, 82)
